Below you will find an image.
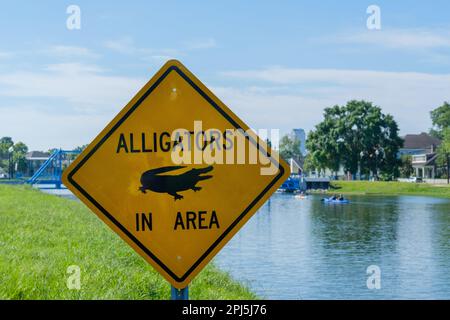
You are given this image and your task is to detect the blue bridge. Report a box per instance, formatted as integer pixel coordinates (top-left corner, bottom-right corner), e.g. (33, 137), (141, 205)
(27, 149), (80, 189)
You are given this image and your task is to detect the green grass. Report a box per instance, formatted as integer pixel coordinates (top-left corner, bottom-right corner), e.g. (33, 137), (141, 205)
(328, 181), (450, 198)
(0, 185), (256, 300)
(0, 179), (26, 183)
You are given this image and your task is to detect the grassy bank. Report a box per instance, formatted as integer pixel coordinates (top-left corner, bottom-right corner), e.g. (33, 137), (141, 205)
(0, 185), (256, 300)
(328, 181), (450, 198)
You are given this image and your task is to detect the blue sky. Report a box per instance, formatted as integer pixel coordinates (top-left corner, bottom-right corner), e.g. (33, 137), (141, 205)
(1, 1), (450, 150)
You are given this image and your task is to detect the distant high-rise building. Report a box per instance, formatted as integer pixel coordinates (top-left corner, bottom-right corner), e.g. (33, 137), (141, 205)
(293, 128), (306, 156)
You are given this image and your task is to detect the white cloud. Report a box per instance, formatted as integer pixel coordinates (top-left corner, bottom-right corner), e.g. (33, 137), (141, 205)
(103, 38), (179, 62)
(44, 62), (105, 74)
(185, 38), (217, 50)
(219, 67), (450, 135)
(211, 85), (328, 131)
(333, 28), (450, 49)
(2, 62), (448, 151)
(45, 45), (100, 59)
(221, 67), (450, 85)
(141, 55), (175, 63)
(0, 51), (12, 59)
(104, 38), (135, 54)
(0, 62), (148, 150)
(0, 62), (145, 113)
(103, 36), (215, 62)
(1, 106), (109, 151)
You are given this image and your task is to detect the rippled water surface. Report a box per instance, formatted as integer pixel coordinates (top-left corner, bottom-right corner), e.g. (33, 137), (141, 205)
(214, 194), (450, 299)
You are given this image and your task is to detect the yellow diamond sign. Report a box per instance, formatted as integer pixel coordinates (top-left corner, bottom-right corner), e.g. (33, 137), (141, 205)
(62, 60), (290, 288)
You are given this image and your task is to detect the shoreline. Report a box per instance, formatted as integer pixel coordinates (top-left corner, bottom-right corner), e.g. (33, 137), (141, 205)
(317, 181), (450, 199)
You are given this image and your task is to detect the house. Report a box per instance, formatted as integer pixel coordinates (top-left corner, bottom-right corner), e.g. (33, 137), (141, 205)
(412, 153), (439, 179)
(26, 151), (50, 176)
(399, 133), (442, 179)
(399, 132), (441, 156)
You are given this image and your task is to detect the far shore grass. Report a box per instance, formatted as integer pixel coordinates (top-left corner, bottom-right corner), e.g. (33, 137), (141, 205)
(325, 180), (450, 198)
(0, 185), (256, 300)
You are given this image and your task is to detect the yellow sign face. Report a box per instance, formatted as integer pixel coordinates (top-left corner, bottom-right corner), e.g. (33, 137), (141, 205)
(62, 60), (290, 288)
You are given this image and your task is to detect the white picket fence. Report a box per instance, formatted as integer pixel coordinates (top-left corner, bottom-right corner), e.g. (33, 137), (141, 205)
(398, 178), (449, 185)
(424, 178), (449, 185)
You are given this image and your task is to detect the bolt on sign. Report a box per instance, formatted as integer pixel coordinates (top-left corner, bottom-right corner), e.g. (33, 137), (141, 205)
(62, 60), (290, 288)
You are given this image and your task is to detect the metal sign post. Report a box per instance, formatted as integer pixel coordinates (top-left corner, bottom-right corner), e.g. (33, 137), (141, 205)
(171, 285), (189, 300)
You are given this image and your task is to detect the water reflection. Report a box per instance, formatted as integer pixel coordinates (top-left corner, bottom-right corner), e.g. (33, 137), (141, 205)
(214, 194), (450, 299)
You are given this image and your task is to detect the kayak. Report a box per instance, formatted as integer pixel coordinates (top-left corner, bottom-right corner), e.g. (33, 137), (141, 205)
(321, 198), (350, 204)
(322, 198), (349, 203)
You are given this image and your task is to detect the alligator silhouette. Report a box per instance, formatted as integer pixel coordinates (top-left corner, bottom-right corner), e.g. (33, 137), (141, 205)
(139, 165), (213, 201)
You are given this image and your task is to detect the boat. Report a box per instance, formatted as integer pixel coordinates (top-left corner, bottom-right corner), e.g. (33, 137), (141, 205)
(321, 198), (350, 204)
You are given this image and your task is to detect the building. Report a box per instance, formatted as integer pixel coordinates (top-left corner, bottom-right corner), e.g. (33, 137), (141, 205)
(399, 132), (442, 179)
(26, 151), (50, 176)
(293, 128), (306, 156)
(399, 132), (441, 156)
(304, 177), (330, 190)
(412, 153), (439, 179)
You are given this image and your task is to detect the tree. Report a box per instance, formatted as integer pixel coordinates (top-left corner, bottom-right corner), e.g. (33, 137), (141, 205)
(430, 102), (450, 139)
(306, 100), (403, 179)
(74, 144), (88, 153)
(437, 127), (450, 183)
(12, 142), (29, 174)
(399, 155), (413, 178)
(68, 144), (88, 161)
(306, 117), (341, 175)
(430, 103), (450, 182)
(0, 137), (14, 158)
(0, 137), (14, 171)
(279, 134), (303, 165)
(303, 153), (322, 176)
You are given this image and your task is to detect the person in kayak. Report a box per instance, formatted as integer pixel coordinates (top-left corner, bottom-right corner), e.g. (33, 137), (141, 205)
(321, 195), (349, 203)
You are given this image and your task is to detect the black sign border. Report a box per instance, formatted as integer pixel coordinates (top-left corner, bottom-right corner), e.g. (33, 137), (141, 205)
(67, 65), (285, 283)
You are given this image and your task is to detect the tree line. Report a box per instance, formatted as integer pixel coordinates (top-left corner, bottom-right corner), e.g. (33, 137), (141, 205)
(2, 100), (449, 180)
(0, 137), (29, 176)
(279, 100), (450, 180)
(0, 138), (88, 178)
